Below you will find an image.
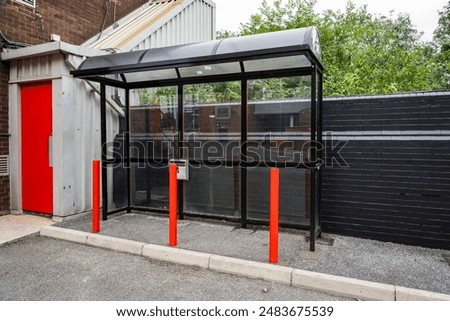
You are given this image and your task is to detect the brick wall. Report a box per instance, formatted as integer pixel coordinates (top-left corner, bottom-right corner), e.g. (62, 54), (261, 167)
(0, 0), (149, 45)
(0, 53), (9, 214)
(0, 0), (148, 214)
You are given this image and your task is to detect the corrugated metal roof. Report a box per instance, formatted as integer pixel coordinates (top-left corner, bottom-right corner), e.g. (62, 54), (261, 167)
(84, 0), (215, 52)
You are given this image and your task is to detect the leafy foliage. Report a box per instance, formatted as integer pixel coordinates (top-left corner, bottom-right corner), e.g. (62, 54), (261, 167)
(139, 1), (448, 104)
(237, 0), (444, 96)
(434, 1), (450, 89)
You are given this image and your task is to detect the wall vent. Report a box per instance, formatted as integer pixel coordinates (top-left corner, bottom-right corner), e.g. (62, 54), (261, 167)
(15, 0), (35, 8)
(0, 155), (9, 176)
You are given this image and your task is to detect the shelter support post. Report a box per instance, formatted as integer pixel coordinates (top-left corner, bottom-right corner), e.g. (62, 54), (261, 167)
(240, 79), (248, 228)
(125, 89), (132, 213)
(317, 69), (323, 231)
(177, 84), (184, 220)
(310, 65), (317, 252)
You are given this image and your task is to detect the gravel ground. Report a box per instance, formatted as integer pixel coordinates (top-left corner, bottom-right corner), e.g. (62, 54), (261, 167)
(0, 236), (346, 301)
(57, 212), (450, 295)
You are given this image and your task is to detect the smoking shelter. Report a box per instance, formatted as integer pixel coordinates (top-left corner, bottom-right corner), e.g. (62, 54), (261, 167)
(72, 27), (324, 250)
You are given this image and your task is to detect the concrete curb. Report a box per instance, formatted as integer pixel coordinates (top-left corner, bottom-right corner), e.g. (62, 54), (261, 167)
(395, 286), (450, 301)
(210, 255), (293, 285)
(292, 269), (395, 301)
(40, 225), (88, 244)
(40, 226), (450, 301)
(142, 244), (212, 269)
(86, 234), (146, 256)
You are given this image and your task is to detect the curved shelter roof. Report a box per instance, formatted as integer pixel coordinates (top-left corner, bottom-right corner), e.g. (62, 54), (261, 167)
(72, 27), (323, 87)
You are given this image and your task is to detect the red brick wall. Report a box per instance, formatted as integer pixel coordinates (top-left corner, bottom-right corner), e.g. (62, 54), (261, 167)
(0, 0), (149, 214)
(0, 0), (149, 45)
(0, 53), (10, 214)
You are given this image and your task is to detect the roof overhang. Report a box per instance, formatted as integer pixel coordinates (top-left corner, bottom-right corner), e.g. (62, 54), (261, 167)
(1, 41), (104, 61)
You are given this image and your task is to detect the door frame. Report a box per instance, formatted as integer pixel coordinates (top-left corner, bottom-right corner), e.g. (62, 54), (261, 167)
(9, 79), (57, 216)
(20, 81), (54, 215)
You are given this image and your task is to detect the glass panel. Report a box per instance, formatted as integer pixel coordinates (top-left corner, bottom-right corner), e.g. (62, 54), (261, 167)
(131, 162), (169, 210)
(183, 82), (241, 161)
(179, 62), (241, 78)
(105, 86), (126, 160)
(247, 167), (310, 225)
(184, 165), (240, 217)
(124, 69), (178, 83)
(247, 76), (311, 164)
(129, 87), (178, 160)
(108, 163), (128, 211)
(244, 55), (310, 73)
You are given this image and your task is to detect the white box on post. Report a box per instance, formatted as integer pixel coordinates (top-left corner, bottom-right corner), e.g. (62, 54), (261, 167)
(169, 159), (189, 181)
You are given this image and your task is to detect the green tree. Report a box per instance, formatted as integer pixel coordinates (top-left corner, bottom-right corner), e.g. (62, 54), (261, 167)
(216, 30), (239, 39)
(434, 1), (450, 89)
(239, 0), (441, 96)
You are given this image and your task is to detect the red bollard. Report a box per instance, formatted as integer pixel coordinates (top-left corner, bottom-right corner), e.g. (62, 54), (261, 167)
(92, 160), (100, 233)
(269, 168), (280, 264)
(169, 164), (178, 247)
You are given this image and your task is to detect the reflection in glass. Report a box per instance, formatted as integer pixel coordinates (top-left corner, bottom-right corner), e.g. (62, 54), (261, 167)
(182, 82), (241, 218)
(247, 76), (311, 164)
(131, 163), (169, 211)
(183, 82), (241, 161)
(124, 69), (178, 83)
(129, 87), (178, 159)
(106, 86), (126, 160)
(247, 167), (309, 224)
(109, 163), (128, 211)
(244, 55), (310, 73)
(179, 62), (241, 78)
(184, 166), (240, 217)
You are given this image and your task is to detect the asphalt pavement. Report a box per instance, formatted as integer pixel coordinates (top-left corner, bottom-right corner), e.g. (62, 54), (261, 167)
(0, 236), (346, 301)
(2, 211), (449, 300)
(57, 212), (450, 296)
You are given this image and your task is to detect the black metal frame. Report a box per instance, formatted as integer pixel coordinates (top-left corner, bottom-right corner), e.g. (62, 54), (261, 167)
(77, 36), (323, 251)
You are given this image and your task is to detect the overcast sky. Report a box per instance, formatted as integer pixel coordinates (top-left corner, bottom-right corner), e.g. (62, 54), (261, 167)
(213, 0), (448, 42)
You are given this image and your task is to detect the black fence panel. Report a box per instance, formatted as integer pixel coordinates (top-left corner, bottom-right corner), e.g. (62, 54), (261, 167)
(322, 93), (450, 250)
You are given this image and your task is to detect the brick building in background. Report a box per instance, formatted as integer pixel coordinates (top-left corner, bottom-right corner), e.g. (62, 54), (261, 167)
(0, 0), (149, 214)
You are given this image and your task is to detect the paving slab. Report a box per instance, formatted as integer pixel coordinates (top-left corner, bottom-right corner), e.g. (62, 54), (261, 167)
(0, 214), (53, 246)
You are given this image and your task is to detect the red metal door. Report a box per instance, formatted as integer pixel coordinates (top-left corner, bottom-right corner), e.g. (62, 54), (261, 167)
(21, 82), (53, 214)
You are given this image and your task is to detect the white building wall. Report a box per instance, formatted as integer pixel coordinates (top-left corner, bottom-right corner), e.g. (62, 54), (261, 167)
(129, 0), (215, 51)
(8, 53), (121, 219)
(59, 68), (122, 219)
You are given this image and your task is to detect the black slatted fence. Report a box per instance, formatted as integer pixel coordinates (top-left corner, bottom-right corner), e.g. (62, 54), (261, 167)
(322, 92), (450, 250)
